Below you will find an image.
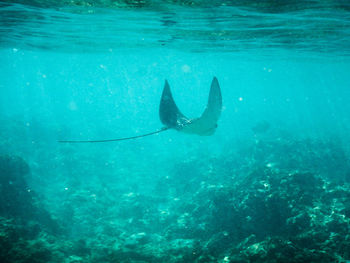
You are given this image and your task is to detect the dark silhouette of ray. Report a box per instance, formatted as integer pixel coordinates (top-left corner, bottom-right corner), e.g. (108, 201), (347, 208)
(58, 77), (222, 143)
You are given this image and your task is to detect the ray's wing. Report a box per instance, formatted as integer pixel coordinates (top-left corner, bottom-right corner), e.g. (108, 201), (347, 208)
(181, 77), (222, 135)
(159, 80), (190, 130)
(199, 77), (222, 126)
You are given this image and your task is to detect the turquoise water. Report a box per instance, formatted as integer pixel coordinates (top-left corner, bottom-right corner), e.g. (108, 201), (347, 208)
(1, 1), (350, 262)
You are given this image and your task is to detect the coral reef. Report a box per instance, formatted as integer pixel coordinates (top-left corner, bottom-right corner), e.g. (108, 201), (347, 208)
(1, 134), (350, 262)
(0, 155), (32, 218)
(0, 155), (62, 263)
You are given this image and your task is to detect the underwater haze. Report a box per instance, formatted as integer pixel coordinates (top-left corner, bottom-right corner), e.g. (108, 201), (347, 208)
(1, 0), (350, 262)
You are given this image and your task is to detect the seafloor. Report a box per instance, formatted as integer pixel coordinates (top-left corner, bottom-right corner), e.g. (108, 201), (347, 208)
(0, 120), (350, 263)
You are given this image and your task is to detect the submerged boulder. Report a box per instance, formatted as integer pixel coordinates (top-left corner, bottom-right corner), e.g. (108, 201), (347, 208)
(0, 155), (60, 233)
(0, 155), (32, 218)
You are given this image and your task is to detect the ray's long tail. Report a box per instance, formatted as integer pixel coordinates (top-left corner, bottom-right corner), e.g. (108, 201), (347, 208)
(58, 127), (169, 143)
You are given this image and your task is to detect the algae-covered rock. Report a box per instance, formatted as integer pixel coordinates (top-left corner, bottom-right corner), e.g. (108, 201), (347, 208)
(0, 155), (33, 218)
(161, 137), (350, 262)
(0, 216), (63, 263)
(0, 155), (60, 232)
(231, 237), (339, 263)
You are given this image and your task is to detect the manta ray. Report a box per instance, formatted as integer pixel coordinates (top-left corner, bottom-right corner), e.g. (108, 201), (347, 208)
(59, 77), (222, 143)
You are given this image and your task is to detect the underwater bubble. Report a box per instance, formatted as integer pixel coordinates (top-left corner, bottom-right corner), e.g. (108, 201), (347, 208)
(68, 101), (77, 111)
(263, 67), (272, 72)
(181, 64), (191, 73)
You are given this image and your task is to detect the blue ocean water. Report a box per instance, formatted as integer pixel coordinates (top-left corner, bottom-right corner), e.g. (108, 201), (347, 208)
(1, 1), (350, 262)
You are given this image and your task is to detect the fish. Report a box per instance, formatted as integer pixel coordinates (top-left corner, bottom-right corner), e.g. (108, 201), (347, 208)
(160, 77), (222, 136)
(58, 77), (222, 143)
